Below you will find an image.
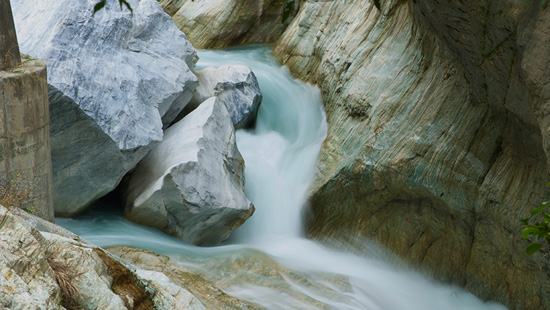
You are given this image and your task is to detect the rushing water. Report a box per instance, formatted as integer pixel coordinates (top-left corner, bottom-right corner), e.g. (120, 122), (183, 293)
(58, 46), (507, 310)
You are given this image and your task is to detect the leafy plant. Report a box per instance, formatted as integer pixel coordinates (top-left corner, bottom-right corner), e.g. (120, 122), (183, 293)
(281, 1), (295, 24)
(373, 0), (381, 11)
(520, 201), (550, 255)
(93, 0), (132, 15)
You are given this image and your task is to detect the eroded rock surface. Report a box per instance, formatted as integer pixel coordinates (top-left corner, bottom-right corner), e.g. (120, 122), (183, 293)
(108, 245), (355, 309)
(13, 0), (199, 216)
(123, 97), (254, 245)
(160, 0), (299, 48)
(184, 65), (262, 129)
(274, 1), (550, 309)
(0, 205), (206, 310)
(108, 246), (263, 310)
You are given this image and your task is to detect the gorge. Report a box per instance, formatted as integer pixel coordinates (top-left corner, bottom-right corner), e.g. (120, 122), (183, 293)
(1, 0), (549, 309)
(57, 45), (506, 310)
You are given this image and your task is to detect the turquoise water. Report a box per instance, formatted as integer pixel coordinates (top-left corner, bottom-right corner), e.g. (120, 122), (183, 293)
(58, 46), (506, 310)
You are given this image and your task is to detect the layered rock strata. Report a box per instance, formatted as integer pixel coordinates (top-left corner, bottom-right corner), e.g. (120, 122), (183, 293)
(183, 65), (262, 129)
(0, 205), (206, 309)
(123, 97), (254, 245)
(159, 0), (299, 48)
(12, 0), (199, 216)
(107, 246), (263, 309)
(108, 245), (355, 309)
(274, 0), (550, 309)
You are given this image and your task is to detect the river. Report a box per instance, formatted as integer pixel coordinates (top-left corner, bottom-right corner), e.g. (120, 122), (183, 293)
(57, 46), (506, 310)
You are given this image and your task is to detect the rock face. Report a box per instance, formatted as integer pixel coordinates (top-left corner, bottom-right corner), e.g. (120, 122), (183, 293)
(273, 1), (550, 309)
(0, 58), (54, 222)
(160, 0), (299, 48)
(184, 65), (262, 129)
(12, 0), (199, 216)
(123, 97), (254, 245)
(108, 245), (355, 310)
(0, 205), (206, 309)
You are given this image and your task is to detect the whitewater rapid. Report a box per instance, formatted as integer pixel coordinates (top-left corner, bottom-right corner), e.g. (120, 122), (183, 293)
(58, 46), (507, 310)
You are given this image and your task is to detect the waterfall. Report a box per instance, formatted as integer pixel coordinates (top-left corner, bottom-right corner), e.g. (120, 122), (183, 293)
(58, 46), (507, 310)
(194, 46), (327, 242)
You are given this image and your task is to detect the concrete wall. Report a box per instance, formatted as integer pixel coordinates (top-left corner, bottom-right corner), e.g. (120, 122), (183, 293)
(0, 57), (54, 222)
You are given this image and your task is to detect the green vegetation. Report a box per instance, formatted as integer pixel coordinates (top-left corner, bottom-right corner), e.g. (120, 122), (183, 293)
(281, 1), (295, 23)
(374, 0), (381, 10)
(520, 201), (550, 254)
(93, 0), (132, 15)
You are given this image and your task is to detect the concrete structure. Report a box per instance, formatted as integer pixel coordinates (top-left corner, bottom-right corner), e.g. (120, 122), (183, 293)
(0, 57), (54, 222)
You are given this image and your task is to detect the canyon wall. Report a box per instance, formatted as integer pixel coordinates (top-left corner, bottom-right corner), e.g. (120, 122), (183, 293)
(158, 0), (299, 48)
(274, 0), (550, 309)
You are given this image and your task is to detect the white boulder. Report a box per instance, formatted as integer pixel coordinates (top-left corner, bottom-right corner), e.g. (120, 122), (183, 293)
(123, 97), (254, 245)
(13, 0), (199, 215)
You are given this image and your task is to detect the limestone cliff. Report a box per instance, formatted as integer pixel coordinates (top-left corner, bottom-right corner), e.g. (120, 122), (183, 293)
(274, 0), (550, 309)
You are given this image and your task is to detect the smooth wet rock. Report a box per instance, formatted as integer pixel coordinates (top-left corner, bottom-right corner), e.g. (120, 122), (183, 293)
(13, 0), (199, 216)
(274, 1), (550, 309)
(108, 245), (357, 309)
(184, 65), (262, 129)
(123, 97), (254, 245)
(108, 246), (262, 309)
(163, 0), (299, 48)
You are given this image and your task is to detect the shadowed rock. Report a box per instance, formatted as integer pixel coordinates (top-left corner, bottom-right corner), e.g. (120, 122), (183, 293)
(182, 65), (262, 129)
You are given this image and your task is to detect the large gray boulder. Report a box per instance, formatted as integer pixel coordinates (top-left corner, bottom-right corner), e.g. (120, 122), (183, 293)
(123, 97), (254, 245)
(13, 0), (199, 216)
(184, 65), (262, 129)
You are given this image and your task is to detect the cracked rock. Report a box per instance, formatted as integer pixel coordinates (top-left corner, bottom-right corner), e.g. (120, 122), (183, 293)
(183, 65), (262, 130)
(122, 97), (254, 245)
(13, 0), (199, 216)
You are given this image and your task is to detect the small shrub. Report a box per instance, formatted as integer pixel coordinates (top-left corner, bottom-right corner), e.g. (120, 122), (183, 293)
(93, 0), (132, 15)
(0, 175), (32, 212)
(48, 258), (83, 310)
(520, 202), (550, 255)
